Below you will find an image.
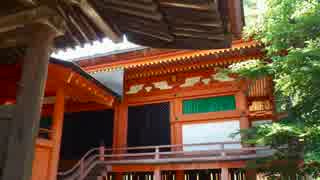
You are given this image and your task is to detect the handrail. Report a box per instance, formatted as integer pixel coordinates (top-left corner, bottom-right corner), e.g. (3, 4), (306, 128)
(58, 141), (270, 180)
(111, 141), (242, 151)
(100, 146), (270, 159)
(58, 141), (241, 178)
(58, 148), (99, 176)
(38, 128), (54, 140)
(39, 128), (53, 133)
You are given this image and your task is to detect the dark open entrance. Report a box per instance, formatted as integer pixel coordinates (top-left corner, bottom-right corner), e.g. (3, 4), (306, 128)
(127, 102), (170, 151)
(59, 109), (114, 170)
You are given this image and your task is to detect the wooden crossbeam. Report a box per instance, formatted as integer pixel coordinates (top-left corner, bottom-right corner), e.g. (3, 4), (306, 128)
(18, 0), (38, 7)
(0, 6), (56, 34)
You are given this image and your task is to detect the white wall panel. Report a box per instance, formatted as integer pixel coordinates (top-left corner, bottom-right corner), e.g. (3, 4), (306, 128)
(182, 120), (241, 151)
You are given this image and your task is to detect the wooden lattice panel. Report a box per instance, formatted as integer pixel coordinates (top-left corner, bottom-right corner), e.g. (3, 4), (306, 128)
(248, 77), (272, 98)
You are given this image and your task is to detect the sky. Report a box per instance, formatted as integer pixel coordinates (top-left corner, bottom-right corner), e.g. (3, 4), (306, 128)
(51, 36), (140, 61)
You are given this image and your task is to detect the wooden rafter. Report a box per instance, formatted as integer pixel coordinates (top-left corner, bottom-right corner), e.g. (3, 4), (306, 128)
(74, 0), (122, 43)
(159, 0), (215, 11)
(0, 0), (245, 58)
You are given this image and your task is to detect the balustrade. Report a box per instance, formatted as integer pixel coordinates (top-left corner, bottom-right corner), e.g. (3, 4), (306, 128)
(58, 141), (272, 180)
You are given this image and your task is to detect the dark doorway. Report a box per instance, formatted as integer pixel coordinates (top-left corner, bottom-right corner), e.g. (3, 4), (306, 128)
(60, 109), (114, 161)
(127, 102), (170, 149)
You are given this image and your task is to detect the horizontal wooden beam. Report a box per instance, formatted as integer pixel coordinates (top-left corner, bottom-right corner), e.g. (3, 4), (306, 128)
(18, 0), (38, 7)
(0, 6), (61, 34)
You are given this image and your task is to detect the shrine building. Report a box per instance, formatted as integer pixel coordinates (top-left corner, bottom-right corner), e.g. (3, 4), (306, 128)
(19, 40), (277, 180)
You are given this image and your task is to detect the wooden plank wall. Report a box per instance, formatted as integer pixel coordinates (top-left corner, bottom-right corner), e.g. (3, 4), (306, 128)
(32, 140), (54, 180)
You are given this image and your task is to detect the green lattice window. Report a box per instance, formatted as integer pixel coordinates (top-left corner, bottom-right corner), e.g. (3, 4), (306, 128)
(39, 116), (52, 139)
(183, 95), (236, 114)
(40, 116), (52, 129)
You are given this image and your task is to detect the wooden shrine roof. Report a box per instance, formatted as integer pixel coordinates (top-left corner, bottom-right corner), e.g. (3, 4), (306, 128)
(78, 40), (264, 79)
(0, 58), (117, 109)
(0, 0), (244, 56)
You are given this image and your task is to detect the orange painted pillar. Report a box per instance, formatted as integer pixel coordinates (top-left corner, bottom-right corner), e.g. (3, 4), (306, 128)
(176, 170), (184, 180)
(236, 81), (250, 130)
(170, 100), (184, 180)
(112, 101), (128, 152)
(113, 101), (127, 180)
(170, 99), (182, 147)
(49, 88), (65, 180)
(114, 173), (123, 180)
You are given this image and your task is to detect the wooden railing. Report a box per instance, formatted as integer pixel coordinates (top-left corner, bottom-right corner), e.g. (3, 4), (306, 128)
(58, 141), (273, 180)
(38, 128), (53, 140)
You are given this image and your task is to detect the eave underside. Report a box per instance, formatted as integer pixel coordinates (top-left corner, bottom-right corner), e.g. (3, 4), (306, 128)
(0, 0), (244, 58)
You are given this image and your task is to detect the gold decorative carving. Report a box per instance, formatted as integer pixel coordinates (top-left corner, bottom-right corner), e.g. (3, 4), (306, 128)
(201, 78), (211, 85)
(249, 100), (272, 111)
(212, 72), (235, 82)
(145, 86), (153, 92)
(180, 76), (201, 87)
(126, 84), (144, 94)
(153, 81), (173, 90)
(171, 75), (177, 82)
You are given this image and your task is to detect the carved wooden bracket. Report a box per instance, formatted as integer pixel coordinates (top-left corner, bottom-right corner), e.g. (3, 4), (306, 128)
(0, 6), (66, 48)
(0, 6), (65, 35)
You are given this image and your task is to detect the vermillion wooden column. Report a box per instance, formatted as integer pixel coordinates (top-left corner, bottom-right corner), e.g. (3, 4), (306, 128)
(170, 100), (184, 180)
(112, 101), (128, 152)
(2, 23), (56, 180)
(113, 101), (127, 180)
(236, 82), (250, 130)
(49, 88), (65, 180)
(176, 170), (184, 180)
(114, 174), (123, 180)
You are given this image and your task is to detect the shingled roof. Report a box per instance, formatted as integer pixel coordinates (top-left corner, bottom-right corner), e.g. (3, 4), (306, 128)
(0, 0), (244, 56)
(78, 40), (262, 73)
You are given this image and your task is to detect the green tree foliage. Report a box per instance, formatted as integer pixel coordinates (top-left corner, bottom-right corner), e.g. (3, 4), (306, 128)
(231, 0), (320, 178)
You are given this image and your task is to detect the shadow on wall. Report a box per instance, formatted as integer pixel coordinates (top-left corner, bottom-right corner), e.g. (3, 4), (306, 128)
(59, 109), (114, 164)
